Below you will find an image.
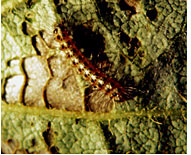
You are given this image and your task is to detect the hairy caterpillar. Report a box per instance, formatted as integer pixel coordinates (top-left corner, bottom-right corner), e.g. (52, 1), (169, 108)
(53, 25), (134, 102)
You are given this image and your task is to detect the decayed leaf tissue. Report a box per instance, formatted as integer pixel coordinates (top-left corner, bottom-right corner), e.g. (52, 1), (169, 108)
(1, 0), (186, 154)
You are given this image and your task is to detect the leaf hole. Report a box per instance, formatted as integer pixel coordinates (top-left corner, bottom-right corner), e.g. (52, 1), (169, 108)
(48, 121), (51, 127)
(96, 0), (114, 25)
(31, 35), (41, 55)
(119, 0), (136, 17)
(120, 33), (141, 59)
(128, 37), (141, 57)
(22, 21), (28, 35)
(72, 25), (109, 71)
(54, 131), (58, 136)
(53, 0), (60, 5)
(50, 146), (59, 154)
(57, 5), (63, 14)
(75, 119), (80, 124)
(100, 123), (117, 153)
(7, 139), (14, 144)
(31, 138), (36, 147)
(120, 32), (131, 46)
(146, 8), (158, 21)
(42, 122), (52, 147)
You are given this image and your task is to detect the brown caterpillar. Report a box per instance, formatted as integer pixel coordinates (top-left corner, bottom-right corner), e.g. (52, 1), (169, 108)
(53, 25), (134, 102)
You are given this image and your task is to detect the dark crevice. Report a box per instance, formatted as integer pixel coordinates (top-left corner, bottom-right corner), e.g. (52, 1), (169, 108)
(119, 0), (136, 17)
(31, 35), (41, 55)
(53, 0), (59, 5)
(43, 88), (52, 109)
(42, 122), (59, 153)
(120, 32), (131, 45)
(39, 30), (44, 40)
(57, 5), (62, 14)
(158, 117), (174, 153)
(75, 119), (80, 124)
(62, 80), (67, 89)
(48, 121), (51, 127)
(100, 122), (117, 153)
(42, 122), (52, 147)
(46, 56), (55, 77)
(146, 8), (158, 21)
(25, 149), (30, 154)
(54, 131), (58, 136)
(84, 88), (93, 112)
(119, 0), (130, 10)
(96, 0), (114, 25)
(31, 138), (36, 147)
(22, 21), (28, 35)
(7, 139), (14, 144)
(6, 59), (12, 66)
(128, 37), (141, 57)
(43, 57), (56, 109)
(20, 59), (28, 106)
(120, 32), (141, 58)
(138, 50), (145, 57)
(1, 77), (8, 102)
(50, 146), (59, 154)
(26, 0), (33, 8)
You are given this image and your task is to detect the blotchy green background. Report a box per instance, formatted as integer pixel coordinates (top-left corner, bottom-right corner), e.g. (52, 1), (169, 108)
(1, 0), (186, 153)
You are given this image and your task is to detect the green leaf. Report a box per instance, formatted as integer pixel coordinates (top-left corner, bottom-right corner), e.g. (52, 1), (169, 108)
(1, 0), (187, 153)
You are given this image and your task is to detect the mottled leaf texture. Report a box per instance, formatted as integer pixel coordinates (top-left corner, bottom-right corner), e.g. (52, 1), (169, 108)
(1, 0), (186, 154)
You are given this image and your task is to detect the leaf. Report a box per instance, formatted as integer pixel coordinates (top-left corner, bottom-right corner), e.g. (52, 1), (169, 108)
(1, 0), (187, 153)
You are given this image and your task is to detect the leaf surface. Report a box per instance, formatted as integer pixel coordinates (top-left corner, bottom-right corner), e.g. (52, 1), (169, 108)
(1, 0), (187, 153)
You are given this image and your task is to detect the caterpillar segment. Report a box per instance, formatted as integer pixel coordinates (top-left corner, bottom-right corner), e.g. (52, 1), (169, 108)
(53, 26), (133, 102)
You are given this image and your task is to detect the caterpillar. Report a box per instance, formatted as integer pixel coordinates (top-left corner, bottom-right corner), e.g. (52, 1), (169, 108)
(53, 25), (135, 102)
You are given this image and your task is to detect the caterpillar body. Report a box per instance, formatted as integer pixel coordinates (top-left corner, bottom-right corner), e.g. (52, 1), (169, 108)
(53, 25), (134, 102)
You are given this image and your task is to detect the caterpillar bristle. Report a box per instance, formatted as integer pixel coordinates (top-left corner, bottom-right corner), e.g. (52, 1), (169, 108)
(53, 26), (135, 102)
